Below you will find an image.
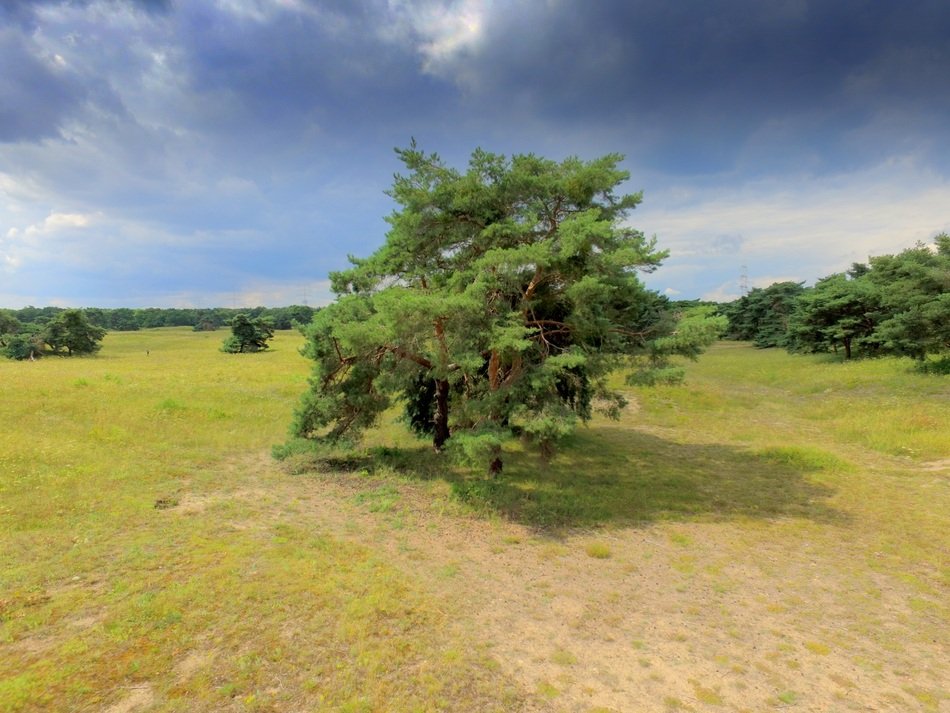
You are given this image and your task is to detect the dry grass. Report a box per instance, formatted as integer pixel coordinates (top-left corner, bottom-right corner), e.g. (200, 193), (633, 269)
(0, 329), (521, 712)
(2, 333), (948, 712)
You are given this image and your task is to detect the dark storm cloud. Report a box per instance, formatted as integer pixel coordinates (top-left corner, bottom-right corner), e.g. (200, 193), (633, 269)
(0, 0), (170, 21)
(456, 0), (950, 172)
(2, 0), (947, 308)
(171, 1), (452, 143)
(0, 28), (87, 141)
(0, 0), (172, 143)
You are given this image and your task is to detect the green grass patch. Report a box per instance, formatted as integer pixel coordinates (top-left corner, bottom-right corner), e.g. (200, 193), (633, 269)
(691, 680), (724, 705)
(776, 690), (798, 704)
(535, 680), (560, 699)
(585, 542), (612, 559)
(3, 334), (948, 711)
(353, 484), (401, 513)
(0, 329), (519, 712)
(550, 648), (578, 665)
(754, 446), (853, 472)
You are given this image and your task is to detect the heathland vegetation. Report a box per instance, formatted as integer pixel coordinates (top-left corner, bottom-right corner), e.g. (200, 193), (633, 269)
(0, 308), (303, 361)
(1, 150), (947, 711)
(1, 329), (947, 712)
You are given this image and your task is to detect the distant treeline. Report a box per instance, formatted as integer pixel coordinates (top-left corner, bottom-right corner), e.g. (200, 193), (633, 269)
(721, 234), (949, 366)
(2, 305), (317, 332)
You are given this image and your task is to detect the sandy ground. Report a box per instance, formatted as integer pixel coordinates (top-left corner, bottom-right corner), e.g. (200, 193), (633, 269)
(168, 446), (949, 713)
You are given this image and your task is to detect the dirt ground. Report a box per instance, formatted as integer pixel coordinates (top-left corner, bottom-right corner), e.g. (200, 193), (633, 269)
(178, 447), (949, 713)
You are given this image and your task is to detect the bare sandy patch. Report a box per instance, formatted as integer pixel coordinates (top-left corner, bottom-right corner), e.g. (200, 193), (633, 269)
(175, 650), (217, 681)
(69, 612), (104, 630)
(103, 684), (154, 713)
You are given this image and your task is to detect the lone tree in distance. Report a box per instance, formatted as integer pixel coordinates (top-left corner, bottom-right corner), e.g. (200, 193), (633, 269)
(42, 309), (107, 356)
(293, 144), (724, 474)
(221, 314), (275, 353)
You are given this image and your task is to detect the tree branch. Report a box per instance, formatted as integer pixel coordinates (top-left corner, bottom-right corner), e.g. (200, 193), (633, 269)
(388, 345), (433, 369)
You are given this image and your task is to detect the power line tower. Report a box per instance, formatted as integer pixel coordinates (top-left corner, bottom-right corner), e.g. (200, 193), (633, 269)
(739, 264), (749, 295)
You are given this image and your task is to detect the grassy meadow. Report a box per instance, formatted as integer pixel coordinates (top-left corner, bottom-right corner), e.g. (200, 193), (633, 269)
(1, 329), (948, 712)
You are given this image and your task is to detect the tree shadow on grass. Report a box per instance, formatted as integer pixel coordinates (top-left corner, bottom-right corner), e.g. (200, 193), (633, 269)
(359, 425), (848, 532)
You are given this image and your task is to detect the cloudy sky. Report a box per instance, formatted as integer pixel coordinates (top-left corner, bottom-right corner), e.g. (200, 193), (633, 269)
(2, 0), (948, 308)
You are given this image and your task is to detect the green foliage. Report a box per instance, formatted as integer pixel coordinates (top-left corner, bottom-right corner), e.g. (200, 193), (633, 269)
(629, 305), (727, 384)
(221, 313), (275, 353)
(0, 311), (34, 360)
(3, 309), (105, 358)
(724, 234), (948, 366)
(3, 305), (316, 333)
(0, 309), (20, 344)
(1, 332), (43, 360)
(867, 234), (950, 361)
(916, 355), (950, 375)
(788, 273), (882, 359)
(723, 281), (805, 347)
(41, 309), (107, 356)
(293, 144), (722, 472)
(108, 307), (140, 330)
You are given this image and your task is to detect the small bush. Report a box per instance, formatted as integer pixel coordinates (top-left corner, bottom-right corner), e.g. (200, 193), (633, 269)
(2, 333), (42, 360)
(916, 356), (950, 375)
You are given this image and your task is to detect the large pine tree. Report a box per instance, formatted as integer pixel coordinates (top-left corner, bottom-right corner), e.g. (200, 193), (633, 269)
(293, 144), (723, 474)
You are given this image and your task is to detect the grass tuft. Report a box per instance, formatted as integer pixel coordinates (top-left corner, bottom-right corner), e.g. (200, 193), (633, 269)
(585, 542), (612, 559)
(550, 648), (578, 666)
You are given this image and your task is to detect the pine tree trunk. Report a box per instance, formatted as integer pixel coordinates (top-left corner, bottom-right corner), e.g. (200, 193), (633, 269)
(486, 350), (504, 475)
(433, 378), (450, 451)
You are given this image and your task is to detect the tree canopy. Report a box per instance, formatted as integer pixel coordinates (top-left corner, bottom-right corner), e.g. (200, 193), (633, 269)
(0, 310), (21, 346)
(722, 281), (805, 348)
(293, 144), (724, 473)
(1, 305), (315, 333)
(42, 309), (107, 356)
(787, 272), (881, 359)
(221, 314), (275, 353)
(3, 309), (106, 359)
(724, 234), (949, 366)
(868, 234), (950, 360)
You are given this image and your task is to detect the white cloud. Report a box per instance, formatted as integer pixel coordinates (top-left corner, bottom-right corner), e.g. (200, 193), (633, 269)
(42, 211), (95, 230)
(213, 0), (341, 24)
(0, 171), (47, 203)
(387, 0), (490, 78)
(1, 211), (100, 271)
(637, 155), (950, 298)
(23, 211), (99, 240)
